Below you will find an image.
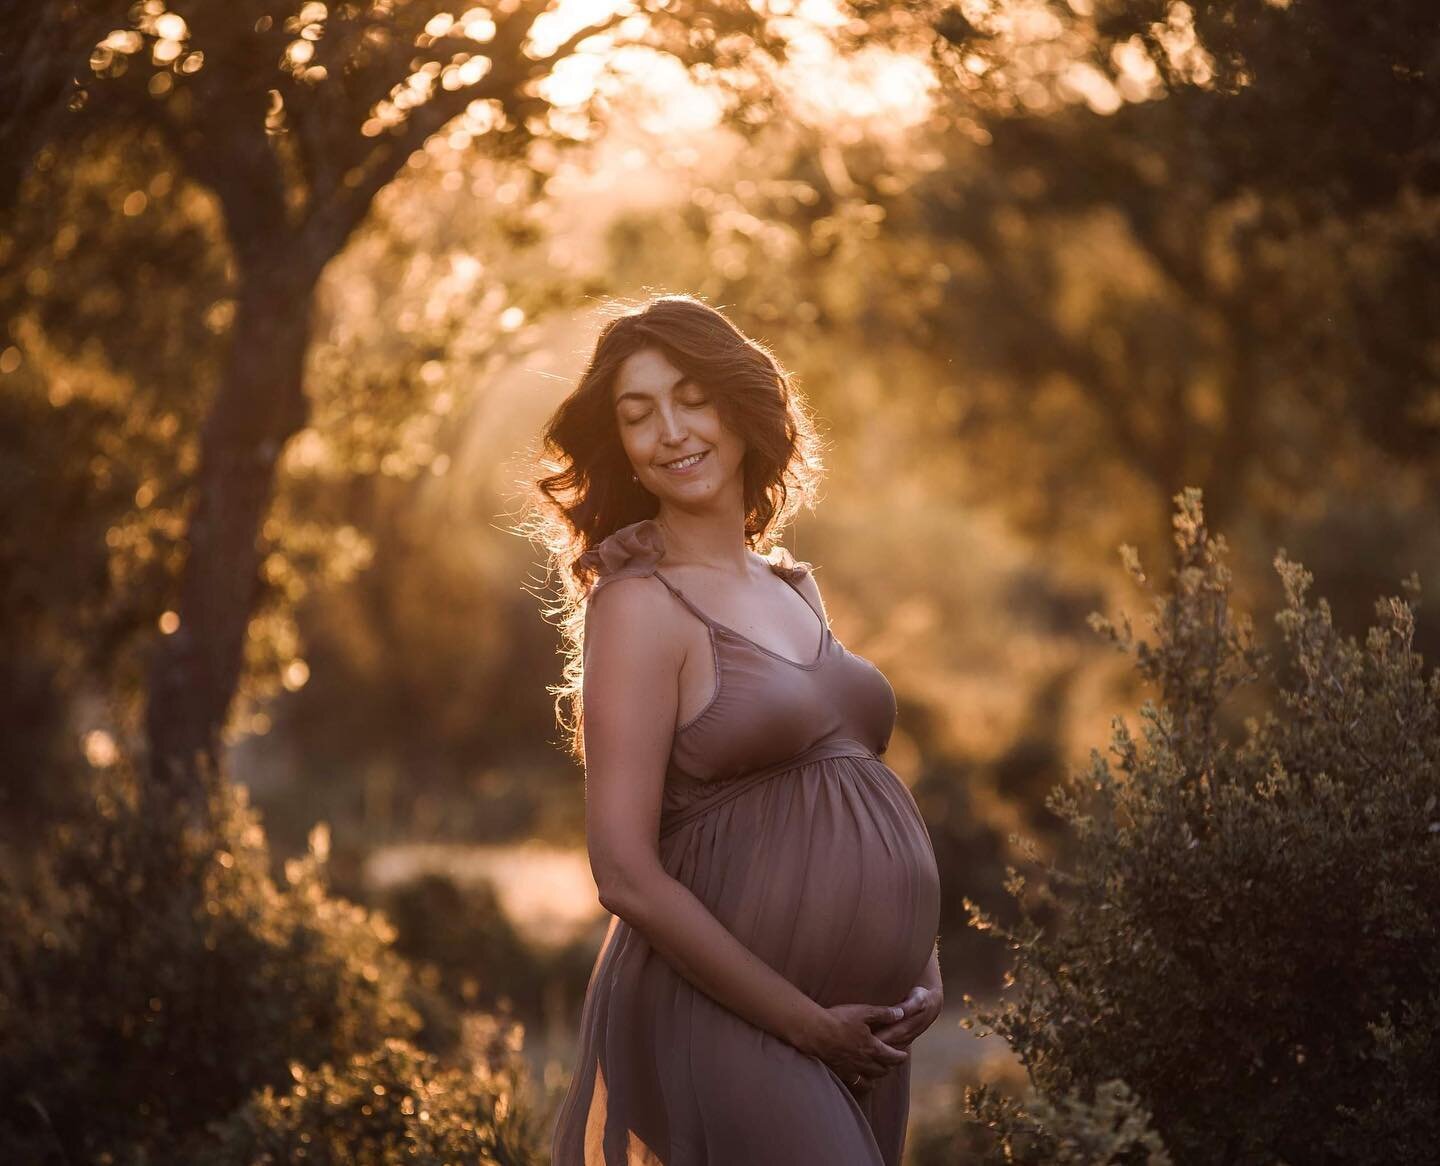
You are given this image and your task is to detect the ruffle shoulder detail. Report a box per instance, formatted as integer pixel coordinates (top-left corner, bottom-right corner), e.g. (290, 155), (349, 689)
(577, 518), (812, 599)
(577, 518), (666, 599)
(764, 544), (813, 583)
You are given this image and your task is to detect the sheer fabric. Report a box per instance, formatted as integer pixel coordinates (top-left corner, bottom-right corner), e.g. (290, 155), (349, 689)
(551, 518), (941, 1165)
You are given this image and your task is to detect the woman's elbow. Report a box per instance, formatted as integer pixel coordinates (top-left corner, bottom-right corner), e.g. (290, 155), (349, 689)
(594, 860), (660, 923)
(596, 882), (631, 920)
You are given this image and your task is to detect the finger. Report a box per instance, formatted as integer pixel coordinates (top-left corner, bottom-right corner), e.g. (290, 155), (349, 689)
(857, 1052), (896, 1077)
(870, 1026), (917, 1050)
(865, 1055), (904, 1077)
(871, 1038), (910, 1066)
(893, 988), (923, 1015)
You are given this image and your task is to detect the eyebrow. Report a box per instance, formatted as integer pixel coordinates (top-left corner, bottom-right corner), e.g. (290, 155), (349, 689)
(614, 374), (698, 407)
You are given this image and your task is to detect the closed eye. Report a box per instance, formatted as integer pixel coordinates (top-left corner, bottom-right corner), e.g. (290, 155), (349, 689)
(620, 395), (707, 424)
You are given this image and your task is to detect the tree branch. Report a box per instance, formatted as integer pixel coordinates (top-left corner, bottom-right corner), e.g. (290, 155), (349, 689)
(304, 67), (516, 261)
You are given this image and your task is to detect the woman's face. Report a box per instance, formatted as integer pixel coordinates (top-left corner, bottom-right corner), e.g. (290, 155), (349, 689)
(612, 346), (745, 507)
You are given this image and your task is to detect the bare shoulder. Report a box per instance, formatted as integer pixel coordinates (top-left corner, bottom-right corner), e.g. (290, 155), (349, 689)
(584, 574), (688, 666)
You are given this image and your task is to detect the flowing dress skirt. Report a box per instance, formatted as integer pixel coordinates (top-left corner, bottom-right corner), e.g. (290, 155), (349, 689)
(551, 745), (943, 1166)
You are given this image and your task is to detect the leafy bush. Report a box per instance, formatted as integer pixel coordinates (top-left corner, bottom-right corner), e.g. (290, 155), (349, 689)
(911, 1048), (1171, 1166)
(908, 1053), (1030, 1166)
(380, 873), (544, 1016)
(204, 1032), (536, 1165)
(0, 761), (538, 1164)
(957, 489), (1440, 1164)
(377, 870), (602, 1041)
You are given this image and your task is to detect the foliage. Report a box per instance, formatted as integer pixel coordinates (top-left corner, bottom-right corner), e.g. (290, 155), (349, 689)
(935, 0), (1440, 477)
(907, 1054), (1026, 1166)
(911, 753), (1028, 996)
(970, 1078), (1173, 1166)
(955, 1077), (1172, 1166)
(912, 1051), (1171, 1166)
(0, 758), (535, 1164)
(0, 102), (582, 824)
(204, 1033), (537, 1166)
(619, 0), (1440, 569)
(0, 121), (227, 834)
(1095, 0), (1440, 215)
(958, 488), (1440, 1164)
(377, 872), (593, 1024)
(2, 0), (855, 825)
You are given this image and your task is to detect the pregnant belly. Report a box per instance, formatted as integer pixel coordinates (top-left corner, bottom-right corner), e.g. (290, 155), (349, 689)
(659, 754), (942, 1008)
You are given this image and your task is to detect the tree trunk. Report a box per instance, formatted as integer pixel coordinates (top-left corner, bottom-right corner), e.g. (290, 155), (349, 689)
(0, 3), (123, 214)
(143, 250), (315, 824)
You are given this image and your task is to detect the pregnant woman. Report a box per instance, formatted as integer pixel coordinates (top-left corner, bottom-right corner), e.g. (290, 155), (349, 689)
(538, 295), (943, 1164)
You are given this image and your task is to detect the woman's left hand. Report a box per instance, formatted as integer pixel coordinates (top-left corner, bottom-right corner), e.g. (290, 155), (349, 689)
(846, 983), (943, 1095)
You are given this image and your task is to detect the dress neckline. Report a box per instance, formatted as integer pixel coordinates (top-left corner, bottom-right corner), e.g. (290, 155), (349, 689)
(580, 517), (830, 669)
(651, 565), (832, 670)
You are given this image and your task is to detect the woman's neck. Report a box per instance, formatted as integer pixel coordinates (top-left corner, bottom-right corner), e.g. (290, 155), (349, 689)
(654, 508), (754, 577)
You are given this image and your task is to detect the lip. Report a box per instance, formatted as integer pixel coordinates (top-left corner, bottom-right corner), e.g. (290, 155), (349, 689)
(657, 449), (710, 475)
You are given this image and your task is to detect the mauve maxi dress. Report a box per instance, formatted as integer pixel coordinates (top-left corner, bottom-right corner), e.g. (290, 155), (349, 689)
(550, 518), (942, 1166)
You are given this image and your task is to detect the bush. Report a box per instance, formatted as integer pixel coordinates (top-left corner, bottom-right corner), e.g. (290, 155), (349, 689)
(958, 489), (1440, 1164)
(380, 873), (543, 1017)
(911, 1050), (1171, 1166)
(0, 761), (539, 1164)
(204, 1031), (536, 1165)
(376, 870), (603, 1044)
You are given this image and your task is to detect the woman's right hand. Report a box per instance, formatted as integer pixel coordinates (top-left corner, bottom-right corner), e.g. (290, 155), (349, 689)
(792, 1002), (910, 1088)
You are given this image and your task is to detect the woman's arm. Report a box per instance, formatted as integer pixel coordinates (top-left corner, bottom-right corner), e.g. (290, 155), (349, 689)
(581, 577), (907, 1074)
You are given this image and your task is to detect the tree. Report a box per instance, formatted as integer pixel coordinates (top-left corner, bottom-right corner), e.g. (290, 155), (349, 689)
(634, 0), (1440, 563)
(923, 0), (1440, 514)
(0, 0), (826, 824)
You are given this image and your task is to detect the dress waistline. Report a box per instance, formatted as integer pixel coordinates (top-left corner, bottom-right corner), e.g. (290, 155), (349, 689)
(658, 736), (879, 840)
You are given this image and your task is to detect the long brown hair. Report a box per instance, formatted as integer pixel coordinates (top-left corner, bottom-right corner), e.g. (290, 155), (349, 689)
(524, 293), (825, 762)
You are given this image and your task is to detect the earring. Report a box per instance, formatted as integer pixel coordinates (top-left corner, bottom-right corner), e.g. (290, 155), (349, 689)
(632, 472), (639, 482)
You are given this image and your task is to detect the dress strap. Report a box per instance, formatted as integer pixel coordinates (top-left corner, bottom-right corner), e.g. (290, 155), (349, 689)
(579, 516), (820, 627)
(770, 559), (825, 626)
(650, 570), (721, 629)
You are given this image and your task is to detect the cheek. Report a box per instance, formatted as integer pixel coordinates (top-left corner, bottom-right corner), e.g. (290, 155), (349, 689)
(617, 422), (652, 459)
(707, 411), (744, 455)
(719, 426), (749, 471)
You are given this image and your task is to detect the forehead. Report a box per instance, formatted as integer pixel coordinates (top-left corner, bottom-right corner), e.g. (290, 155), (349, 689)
(612, 347), (692, 403)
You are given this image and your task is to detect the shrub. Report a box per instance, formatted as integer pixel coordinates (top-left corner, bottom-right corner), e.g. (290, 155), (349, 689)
(380, 873), (542, 1017)
(376, 870), (604, 1045)
(958, 489), (1440, 1164)
(0, 760), (538, 1164)
(204, 1031), (537, 1165)
(911, 1049), (1170, 1166)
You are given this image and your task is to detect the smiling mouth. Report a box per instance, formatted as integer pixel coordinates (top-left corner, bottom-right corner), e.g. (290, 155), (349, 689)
(659, 450), (709, 471)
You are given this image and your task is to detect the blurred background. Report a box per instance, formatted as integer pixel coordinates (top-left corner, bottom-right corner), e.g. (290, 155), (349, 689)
(2, 0), (1438, 1161)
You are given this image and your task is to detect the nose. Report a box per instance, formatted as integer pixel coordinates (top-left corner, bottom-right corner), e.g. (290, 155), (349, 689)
(658, 401), (689, 444)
